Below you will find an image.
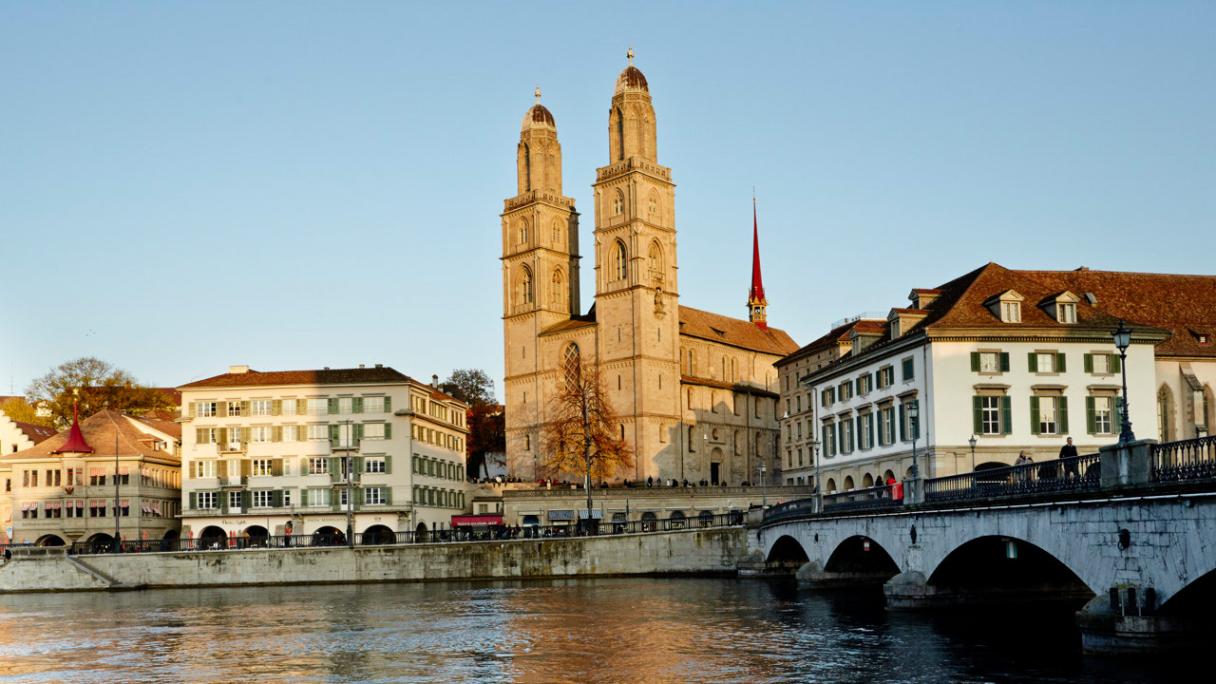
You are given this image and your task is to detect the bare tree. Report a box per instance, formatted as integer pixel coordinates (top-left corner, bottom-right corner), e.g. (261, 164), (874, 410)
(541, 354), (632, 526)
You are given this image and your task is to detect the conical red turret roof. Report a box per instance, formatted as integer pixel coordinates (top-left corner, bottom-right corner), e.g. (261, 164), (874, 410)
(747, 197), (768, 329)
(54, 403), (94, 454)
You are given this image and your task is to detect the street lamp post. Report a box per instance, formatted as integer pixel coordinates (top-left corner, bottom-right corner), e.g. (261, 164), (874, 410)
(759, 462), (767, 508)
(810, 439), (821, 513)
(114, 414), (121, 553)
(1113, 320), (1136, 445)
(968, 434), (978, 473)
(908, 402), (920, 479)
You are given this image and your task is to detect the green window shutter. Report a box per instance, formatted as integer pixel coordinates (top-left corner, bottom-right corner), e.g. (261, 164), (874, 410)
(1084, 354), (1093, 374)
(241, 401), (250, 416)
(297, 399), (307, 415)
(218, 401), (228, 417)
(195, 428), (206, 444)
(353, 397), (364, 414)
(189, 492), (196, 510)
(868, 414), (875, 448)
(1001, 396), (1012, 435)
(1110, 354), (1121, 373)
(242, 490), (251, 509)
(970, 352), (980, 372)
(384, 487), (392, 505)
(272, 399), (282, 416)
(1000, 353), (1010, 372)
(189, 402), (197, 418)
(272, 426), (282, 442)
(354, 456), (364, 475)
(898, 404), (906, 441)
(327, 398), (338, 415)
(855, 416), (862, 448)
(384, 423), (392, 439)
(1028, 353), (1038, 373)
(273, 490), (283, 507)
(328, 457), (339, 477)
(384, 455), (392, 474)
(218, 428), (228, 445)
(973, 396), (983, 434)
(300, 488), (308, 506)
(1086, 396), (1096, 435)
(384, 396), (392, 413)
(272, 459), (283, 476)
(1059, 396), (1069, 434)
(328, 424), (340, 443)
(300, 457), (309, 473)
(1030, 397), (1041, 435)
(354, 423), (364, 441)
(1057, 353), (1067, 373)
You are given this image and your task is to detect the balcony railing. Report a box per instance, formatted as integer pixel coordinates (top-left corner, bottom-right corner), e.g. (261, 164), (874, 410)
(1152, 434), (1216, 483)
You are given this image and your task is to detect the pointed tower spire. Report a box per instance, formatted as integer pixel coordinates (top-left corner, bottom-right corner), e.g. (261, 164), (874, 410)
(747, 193), (768, 329)
(54, 398), (95, 454)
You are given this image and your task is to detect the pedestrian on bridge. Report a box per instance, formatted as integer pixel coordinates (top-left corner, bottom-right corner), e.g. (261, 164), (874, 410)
(1059, 437), (1080, 479)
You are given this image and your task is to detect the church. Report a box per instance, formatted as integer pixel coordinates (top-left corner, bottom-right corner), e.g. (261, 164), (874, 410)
(501, 52), (799, 486)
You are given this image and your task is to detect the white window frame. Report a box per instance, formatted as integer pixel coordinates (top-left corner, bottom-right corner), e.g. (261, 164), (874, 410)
(364, 487), (384, 505)
(1039, 396), (1059, 435)
(981, 395), (1002, 435)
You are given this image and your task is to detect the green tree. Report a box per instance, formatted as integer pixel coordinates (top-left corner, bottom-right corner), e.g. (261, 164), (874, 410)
(26, 357), (174, 427)
(438, 369), (496, 407)
(0, 396), (52, 427)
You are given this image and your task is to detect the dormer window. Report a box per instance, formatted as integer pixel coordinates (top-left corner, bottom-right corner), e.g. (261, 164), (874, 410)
(986, 290), (1024, 323)
(1041, 291), (1080, 324)
(1001, 301), (1021, 323)
(1058, 302), (1077, 324)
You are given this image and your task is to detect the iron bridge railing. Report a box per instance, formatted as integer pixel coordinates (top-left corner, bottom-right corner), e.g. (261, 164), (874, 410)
(61, 512), (745, 556)
(924, 453), (1102, 503)
(1152, 434), (1216, 483)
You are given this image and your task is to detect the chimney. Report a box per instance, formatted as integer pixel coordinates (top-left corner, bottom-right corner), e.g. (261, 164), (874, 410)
(375, 363), (383, 369)
(358, 364), (365, 369)
(228, 364), (250, 374)
(431, 374), (439, 388)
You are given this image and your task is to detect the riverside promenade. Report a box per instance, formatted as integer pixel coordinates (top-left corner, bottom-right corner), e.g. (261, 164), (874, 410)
(0, 523), (747, 593)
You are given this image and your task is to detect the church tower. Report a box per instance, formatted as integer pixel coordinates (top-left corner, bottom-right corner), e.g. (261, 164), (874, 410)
(747, 197), (768, 329)
(592, 50), (681, 480)
(502, 89), (580, 473)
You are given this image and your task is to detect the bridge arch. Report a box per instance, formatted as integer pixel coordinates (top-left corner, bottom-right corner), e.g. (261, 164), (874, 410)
(765, 535), (810, 565)
(824, 535), (899, 579)
(927, 535), (1094, 605)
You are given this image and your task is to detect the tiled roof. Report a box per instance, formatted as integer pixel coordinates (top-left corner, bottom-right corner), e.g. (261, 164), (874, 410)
(777, 319), (886, 366)
(813, 262), (1215, 371)
(678, 306), (799, 356)
(133, 417), (182, 440)
(180, 366), (412, 389)
(13, 421), (57, 444)
(680, 375), (780, 399)
(4, 410), (178, 461)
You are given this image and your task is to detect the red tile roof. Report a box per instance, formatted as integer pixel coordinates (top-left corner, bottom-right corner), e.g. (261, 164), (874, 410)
(678, 306), (799, 356)
(680, 375), (780, 399)
(5, 410), (178, 461)
(13, 421), (57, 444)
(180, 366), (412, 389)
(778, 318), (887, 367)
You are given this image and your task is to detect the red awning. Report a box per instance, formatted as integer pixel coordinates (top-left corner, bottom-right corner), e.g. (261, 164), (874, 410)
(451, 514), (503, 527)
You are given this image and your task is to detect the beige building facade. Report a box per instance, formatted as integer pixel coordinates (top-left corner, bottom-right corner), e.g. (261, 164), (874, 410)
(502, 56), (798, 487)
(178, 366), (469, 547)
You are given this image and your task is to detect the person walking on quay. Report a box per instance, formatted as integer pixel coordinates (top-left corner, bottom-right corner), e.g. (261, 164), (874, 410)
(1059, 437), (1079, 479)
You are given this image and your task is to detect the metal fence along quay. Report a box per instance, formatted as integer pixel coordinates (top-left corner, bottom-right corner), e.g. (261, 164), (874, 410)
(1152, 434), (1216, 483)
(9, 511), (746, 556)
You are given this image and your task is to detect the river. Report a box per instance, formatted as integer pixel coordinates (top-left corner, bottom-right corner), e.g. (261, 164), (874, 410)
(0, 578), (1185, 683)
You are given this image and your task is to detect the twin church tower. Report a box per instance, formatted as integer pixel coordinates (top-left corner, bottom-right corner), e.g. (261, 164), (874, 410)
(501, 52), (798, 484)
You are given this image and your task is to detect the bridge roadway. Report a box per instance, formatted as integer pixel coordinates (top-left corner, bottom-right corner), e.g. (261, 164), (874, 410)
(749, 437), (1216, 655)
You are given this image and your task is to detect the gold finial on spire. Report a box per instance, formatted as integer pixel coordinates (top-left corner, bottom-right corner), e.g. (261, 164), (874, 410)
(534, 85), (542, 103)
(627, 46), (634, 65)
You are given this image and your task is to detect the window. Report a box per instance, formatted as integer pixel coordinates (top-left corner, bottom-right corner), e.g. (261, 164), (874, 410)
(196, 401), (217, 417)
(838, 382), (852, 401)
(877, 367), (894, 389)
(339, 488), (350, 507)
(823, 421), (836, 458)
(1001, 301), (1021, 323)
(613, 190), (624, 216)
(858, 413), (873, 450)
(1032, 395), (1067, 436)
(839, 419), (854, 454)
(879, 406), (895, 446)
(308, 424), (328, 441)
(976, 351), (1003, 373)
(281, 400), (297, 416)
(366, 458), (386, 474)
(364, 423), (386, 439)
(901, 357), (915, 382)
(1088, 395), (1116, 435)
(1058, 302), (1077, 324)
(365, 396), (385, 413)
(308, 457), (328, 475)
(192, 460), (217, 479)
(307, 398), (328, 415)
(309, 488), (330, 506)
(228, 490), (242, 510)
(614, 241), (628, 281)
(365, 487), (384, 505)
(980, 396), (1002, 435)
(251, 399), (273, 416)
(251, 426), (273, 443)
(250, 490), (272, 508)
(227, 401), (243, 417)
(857, 374), (872, 395)
(519, 219), (529, 244)
(283, 490), (292, 507)
(252, 459), (274, 476)
(197, 492), (218, 510)
(1034, 352), (1055, 373)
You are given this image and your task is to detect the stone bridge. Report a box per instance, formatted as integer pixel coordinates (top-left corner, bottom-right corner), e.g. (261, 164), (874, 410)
(748, 437), (1216, 654)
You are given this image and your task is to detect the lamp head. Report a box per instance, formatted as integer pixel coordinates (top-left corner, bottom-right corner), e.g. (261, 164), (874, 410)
(1113, 319), (1132, 353)
(969, 435), (978, 449)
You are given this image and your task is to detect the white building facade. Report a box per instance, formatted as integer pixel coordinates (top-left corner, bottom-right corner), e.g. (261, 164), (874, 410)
(178, 366), (469, 546)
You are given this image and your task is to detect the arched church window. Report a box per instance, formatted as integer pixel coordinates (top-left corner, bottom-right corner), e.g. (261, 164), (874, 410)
(552, 220), (563, 248)
(563, 343), (581, 390)
(519, 218), (530, 245)
(551, 268), (564, 307)
(613, 190), (624, 216)
(1158, 386), (1173, 442)
(647, 190), (659, 222)
(614, 240), (628, 281)
(647, 240), (664, 285)
(520, 266), (534, 306)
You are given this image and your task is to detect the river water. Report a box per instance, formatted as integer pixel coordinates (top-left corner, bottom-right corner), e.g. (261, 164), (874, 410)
(0, 578), (1185, 683)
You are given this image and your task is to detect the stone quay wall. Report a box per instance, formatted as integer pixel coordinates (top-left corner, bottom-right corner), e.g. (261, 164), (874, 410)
(0, 527), (748, 594)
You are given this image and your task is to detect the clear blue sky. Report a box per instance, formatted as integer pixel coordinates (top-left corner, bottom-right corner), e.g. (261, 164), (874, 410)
(2, 2), (1213, 398)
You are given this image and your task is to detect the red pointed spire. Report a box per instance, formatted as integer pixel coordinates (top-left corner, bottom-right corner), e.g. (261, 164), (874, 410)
(54, 401), (94, 454)
(747, 194), (768, 329)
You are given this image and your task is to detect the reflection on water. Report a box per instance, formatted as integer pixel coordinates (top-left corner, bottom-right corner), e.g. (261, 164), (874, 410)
(0, 578), (1189, 683)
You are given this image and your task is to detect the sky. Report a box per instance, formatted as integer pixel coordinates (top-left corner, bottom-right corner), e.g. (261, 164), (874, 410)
(2, 2), (1213, 399)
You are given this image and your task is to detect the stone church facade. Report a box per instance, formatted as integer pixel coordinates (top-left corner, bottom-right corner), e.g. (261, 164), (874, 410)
(501, 55), (799, 486)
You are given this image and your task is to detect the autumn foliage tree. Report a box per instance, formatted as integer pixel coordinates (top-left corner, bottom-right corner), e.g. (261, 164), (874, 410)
(26, 357), (175, 428)
(541, 351), (632, 522)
